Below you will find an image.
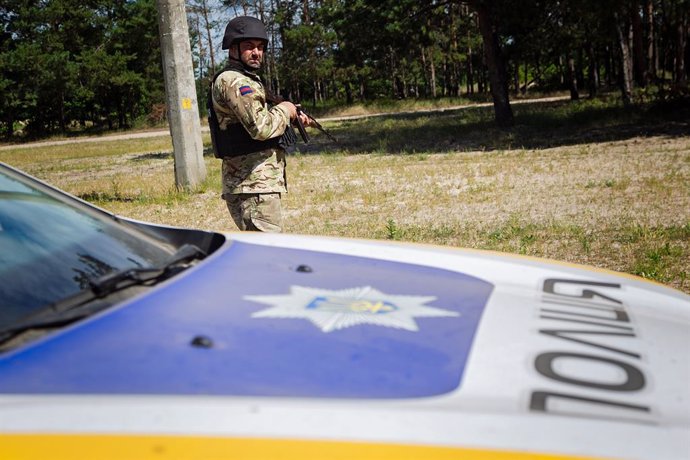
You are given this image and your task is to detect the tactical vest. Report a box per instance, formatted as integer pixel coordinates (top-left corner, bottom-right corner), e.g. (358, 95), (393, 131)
(207, 69), (296, 158)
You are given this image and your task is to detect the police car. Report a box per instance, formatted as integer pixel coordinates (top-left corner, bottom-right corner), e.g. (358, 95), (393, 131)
(0, 161), (688, 459)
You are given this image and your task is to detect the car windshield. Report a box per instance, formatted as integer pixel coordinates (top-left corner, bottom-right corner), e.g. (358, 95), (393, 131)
(0, 167), (176, 330)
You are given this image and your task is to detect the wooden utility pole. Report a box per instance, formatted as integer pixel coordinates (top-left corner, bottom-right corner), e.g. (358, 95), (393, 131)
(156, 0), (206, 190)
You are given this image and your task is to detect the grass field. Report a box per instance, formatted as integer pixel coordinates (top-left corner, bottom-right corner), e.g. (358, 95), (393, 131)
(1, 95), (689, 293)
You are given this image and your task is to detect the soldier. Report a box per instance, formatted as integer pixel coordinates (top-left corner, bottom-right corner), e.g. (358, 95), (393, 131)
(209, 16), (311, 232)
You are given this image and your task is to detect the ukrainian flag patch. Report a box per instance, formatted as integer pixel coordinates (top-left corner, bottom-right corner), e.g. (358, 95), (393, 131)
(239, 85), (254, 96)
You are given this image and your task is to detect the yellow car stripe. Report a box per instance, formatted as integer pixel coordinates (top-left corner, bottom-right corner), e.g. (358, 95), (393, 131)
(0, 434), (603, 460)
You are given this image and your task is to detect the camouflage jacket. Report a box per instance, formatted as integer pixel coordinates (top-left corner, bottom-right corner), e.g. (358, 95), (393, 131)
(212, 69), (290, 195)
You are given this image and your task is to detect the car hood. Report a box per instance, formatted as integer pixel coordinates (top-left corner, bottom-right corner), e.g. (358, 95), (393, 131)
(0, 233), (497, 397)
(0, 232), (688, 397)
(1, 232), (688, 459)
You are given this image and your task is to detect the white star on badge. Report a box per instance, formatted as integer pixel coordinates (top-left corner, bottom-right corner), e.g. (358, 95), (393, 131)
(245, 286), (459, 333)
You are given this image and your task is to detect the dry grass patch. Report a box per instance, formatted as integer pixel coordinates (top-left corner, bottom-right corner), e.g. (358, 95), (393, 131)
(1, 98), (688, 292)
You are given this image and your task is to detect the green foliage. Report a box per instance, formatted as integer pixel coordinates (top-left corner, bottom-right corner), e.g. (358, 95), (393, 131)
(2, 0), (688, 139)
(0, 0), (163, 138)
(385, 218), (401, 240)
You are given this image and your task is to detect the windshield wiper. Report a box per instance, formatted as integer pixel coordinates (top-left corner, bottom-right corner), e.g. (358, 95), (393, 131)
(89, 243), (206, 297)
(0, 244), (207, 347)
(64, 243), (207, 306)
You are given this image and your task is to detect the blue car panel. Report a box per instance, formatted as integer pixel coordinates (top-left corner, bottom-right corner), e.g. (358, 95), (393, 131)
(0, 241), (493, 398)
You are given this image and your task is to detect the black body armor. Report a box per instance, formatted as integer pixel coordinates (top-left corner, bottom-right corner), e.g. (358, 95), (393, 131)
(207, 70), (296, 159)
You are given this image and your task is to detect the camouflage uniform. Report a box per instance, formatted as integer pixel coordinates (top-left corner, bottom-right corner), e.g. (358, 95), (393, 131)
(211, 69), (291, 232)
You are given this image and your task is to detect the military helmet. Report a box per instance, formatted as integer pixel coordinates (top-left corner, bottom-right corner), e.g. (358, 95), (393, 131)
(222, 16), (268, 50)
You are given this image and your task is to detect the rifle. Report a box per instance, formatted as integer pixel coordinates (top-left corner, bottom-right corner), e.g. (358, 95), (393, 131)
(294, 104), (338, 144)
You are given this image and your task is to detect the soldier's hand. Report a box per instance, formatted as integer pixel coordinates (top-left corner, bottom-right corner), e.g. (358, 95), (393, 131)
(278, 101), (298, 120)
(297, 111), (312, 127)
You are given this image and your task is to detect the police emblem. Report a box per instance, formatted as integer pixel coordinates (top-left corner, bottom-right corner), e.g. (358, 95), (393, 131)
(246, 286), (459, 333)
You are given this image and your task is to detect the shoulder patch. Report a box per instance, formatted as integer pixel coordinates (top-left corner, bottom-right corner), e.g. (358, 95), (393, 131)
(239, 85), (254, 96)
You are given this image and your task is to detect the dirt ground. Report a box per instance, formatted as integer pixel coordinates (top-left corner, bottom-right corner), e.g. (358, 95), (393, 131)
(41, 132), (687, 293)
(3, 98), (688, 293)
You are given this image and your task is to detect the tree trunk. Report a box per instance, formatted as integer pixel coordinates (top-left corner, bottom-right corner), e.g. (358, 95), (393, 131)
(195, 16), (204, 78)
(522, 61), (528, 94)
(428, 47), (437, 98)
(312, 80), (317, 107)
(420, 47), (428, 97)
(58, 90), (66, 133)
(674, 6), (688, 84)
(630, 3), (647, 87)
(201, 0), (215, 72)
(605, 45), (614, 87)
(6, 118), (13, 138)
(586, 41), (600, 97)
(513, 63), (519, 95)
(615, 12), (634, 105)
(466, 38), (474, 95)
(567, 55), (579, 100)
(577, 48), (585, 89)
(644, 0), (656, 83)
(475, 1), (513, 127)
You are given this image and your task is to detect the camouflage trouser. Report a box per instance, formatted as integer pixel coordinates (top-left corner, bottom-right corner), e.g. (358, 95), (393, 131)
(224, 193), (283, 233)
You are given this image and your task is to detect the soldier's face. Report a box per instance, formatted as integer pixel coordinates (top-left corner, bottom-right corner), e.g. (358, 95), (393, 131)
(237, 40), (264, 70)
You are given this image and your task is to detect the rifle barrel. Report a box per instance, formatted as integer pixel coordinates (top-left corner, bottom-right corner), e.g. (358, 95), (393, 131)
(292, 103), (338, 144)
